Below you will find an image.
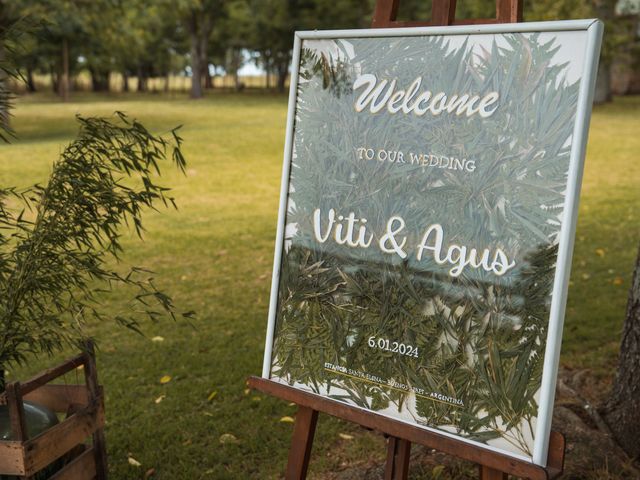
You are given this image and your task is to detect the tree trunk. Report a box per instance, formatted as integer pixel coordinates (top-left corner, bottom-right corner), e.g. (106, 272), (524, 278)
(122, 72), (129, 92)
(603, 244), (640, 458)
(594, 59), (612, 104)
(90, 68), (110, 92)
(200, 31), (212, 90)
(90, 69), (97, 92)
(50, 64), (58, 93)
(59, 37), (69, 101)
(277, 60), (288, 94)
(592, 0), (614, 104)
(137, 66), (146, 92)
(188, 11), (203, 99)
(0, 41), (8, 132)
(209, 65), (216, 89)
(164, 72), (170, 93)
(26, 68), (36, 93)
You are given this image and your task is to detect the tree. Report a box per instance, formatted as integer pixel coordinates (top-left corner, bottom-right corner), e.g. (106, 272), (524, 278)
(206, 20), (229, 88)
(13, 28), (41, 93)
(246, 0), (371, 94)
(603, 245), (640, 458)
(306, 0), (372, 29)
(388, 0), (631, 105)
(172, 0), (226, 98)
(115, 0), (184, 94)
(527, 0), (636, 103)
(0, 0), (18, 135)
(80, 2), (126, 93)
(187, 10), (208, 98)
(247, 0), (291, 93)
(588, 0), (617, 103)
(216, 0), (251, 90)
(16, 0), (94, 100)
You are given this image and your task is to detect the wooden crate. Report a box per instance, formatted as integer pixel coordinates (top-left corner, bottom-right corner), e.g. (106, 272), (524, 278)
(0, 343), (107, 479)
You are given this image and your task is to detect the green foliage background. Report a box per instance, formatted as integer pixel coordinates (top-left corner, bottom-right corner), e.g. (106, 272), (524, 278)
(271, 32), (583, 457)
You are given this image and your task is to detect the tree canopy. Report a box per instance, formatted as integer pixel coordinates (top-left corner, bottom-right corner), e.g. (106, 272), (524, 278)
(1, 0), (636, 98)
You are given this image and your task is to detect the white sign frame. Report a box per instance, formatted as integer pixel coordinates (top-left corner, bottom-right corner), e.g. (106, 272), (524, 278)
(262, 19), (603, 466)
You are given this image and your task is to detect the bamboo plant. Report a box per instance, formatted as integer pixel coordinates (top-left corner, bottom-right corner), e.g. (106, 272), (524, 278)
(0, 9), (191, 394)
(0, 112), (193, 394)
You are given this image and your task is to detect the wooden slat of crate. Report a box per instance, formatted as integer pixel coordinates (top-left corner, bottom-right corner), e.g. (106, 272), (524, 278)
(0, 441), (26, 476)
(22, 400), (105, 476)
(23, 385), (91, 413)
(49, 447), (97, 480)
(18, 354), (86, 397)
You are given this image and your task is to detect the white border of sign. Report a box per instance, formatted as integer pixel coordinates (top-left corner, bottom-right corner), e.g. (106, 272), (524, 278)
(262, 19), (603, 466)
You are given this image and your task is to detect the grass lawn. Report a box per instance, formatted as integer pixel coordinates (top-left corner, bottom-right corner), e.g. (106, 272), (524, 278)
(1, 92), (639, 479)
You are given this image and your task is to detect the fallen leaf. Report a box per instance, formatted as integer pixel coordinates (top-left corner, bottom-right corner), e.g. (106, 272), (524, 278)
(432, 465), (445, 478)
(251, 396), (261, 402)
(144, 468), (156, 478)
(595, 248), (605, 257)
(160, 375), (172, 384)
(219, 433), (239, 444)
(581, 273), (591, 280)
(338, 433), (354, 440)
(128, 456), (142, 467)
(154, 395), (165, 404)
(613, 277), (624, 286)
(203, 412), (214, 417)
(280, 416), (295, 423)
(207, 391), (218, 402)
(243, 388), (250, 395)
(152, 336), (165, 343)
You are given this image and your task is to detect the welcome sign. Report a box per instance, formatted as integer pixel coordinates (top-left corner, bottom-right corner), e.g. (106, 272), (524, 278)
(262, 20), (602, 465)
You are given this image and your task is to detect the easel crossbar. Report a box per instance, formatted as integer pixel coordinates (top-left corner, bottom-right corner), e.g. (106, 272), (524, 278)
(248, 377), (564, 480)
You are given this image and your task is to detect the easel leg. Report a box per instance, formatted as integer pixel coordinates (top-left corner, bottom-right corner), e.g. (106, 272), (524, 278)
(384, 436), (411, 480)
(285, 406), (318, 480)
(479, 465), (508, 480)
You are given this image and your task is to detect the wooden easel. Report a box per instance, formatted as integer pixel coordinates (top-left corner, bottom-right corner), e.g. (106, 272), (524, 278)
(372, 0), (523, 27)
(249, 377), (565, 480)
(251, 1), (566, 478)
